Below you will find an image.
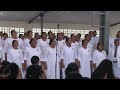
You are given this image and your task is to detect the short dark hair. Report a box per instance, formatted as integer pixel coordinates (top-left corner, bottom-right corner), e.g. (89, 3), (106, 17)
(70, 34), (74, 38)
(85, 34), (89, 38)
(31, 56), (39, 65)
(25, 65), (43, 79)
(114, 39), (119, 42)
(27, 30), (32, 36)
(12, 40), (18, 46)
(0, 61), (11, 76)
(29, 38), (35, 44)
(11, 30), (16, 34)
(65, 63), (79, 76)
(7, 63), (19, 79)
(65, 37), (70, 43)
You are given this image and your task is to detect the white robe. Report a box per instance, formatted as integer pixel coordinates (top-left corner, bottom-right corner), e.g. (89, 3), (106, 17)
(23, 38), (31, 48)
(93, 50), (107, 67)
(108, 36), (114, 53)
(57, 40), (65, 50)
(37, 39), (50, 62)
(61, 45), (77, 79)
(78, 47), (91, 78)
(7, 48), (24, 69)
(87, 41), (94, 58)
(91, 36), (99, 50)
(24, 47), (43, 67)
(79, 38), (83, 47)
(4, 37), (24, 53)
(45, 46), (60, 79)
(108, 45), (120, 79)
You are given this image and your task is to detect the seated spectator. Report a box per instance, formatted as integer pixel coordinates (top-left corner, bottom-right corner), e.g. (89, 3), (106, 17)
(91, 59), (115, 79)
(31, 56), (39, 65)
(7, 63), (22, 79)
(25, 65), (46, 79)
(65, 71), (82, 79)
(0, 61), (10, 79)
(65, 62), (79, 76)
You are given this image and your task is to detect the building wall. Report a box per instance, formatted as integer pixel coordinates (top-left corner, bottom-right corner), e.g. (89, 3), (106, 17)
(0, 21), (118, 38)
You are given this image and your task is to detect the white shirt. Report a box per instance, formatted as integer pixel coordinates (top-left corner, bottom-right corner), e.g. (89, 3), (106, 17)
(37, 39), (50, 60)
(93, 50), (107, 67)
(23, 38), (31, 48)
(4, 37), (24, 53)
(24, 46), (43, 67)
(7, 48), (24, 69)
(92, 36), (99, 50)
(57, 40), (65, 50)
(78, 47), (91, 78)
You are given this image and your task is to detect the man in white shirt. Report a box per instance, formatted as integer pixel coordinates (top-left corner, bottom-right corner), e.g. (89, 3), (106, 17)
(92, 30), (99, 50)
(108, 39), (120, 79)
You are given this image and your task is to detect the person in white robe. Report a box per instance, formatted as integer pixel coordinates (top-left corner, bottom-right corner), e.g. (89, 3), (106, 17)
(4, 30), (24, 60)
(109, 36), (114, 53)
(60, 37), (78, 79)
(78, 39), (92, 78)
(57, 33), (66, 51)
(37, 32), (49, 64)
(24, 38), (43, 68)
(45, 39), (60, 79)
(23, 30), (33, 48)
(7, 40), (24, 78)
(34, 33), (40, 41)
(2, 33), (8, 48)
(71, 34), (79, 49)
(108, 39), (120, 79)
(92, 43), (107, 70)
(92, 31), (99, 50)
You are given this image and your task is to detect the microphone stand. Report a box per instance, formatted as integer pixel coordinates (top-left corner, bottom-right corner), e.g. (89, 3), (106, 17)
(55, 39), (58, 79)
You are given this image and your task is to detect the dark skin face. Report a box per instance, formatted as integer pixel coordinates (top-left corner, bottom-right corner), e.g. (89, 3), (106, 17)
(75, 35), (79, 42)
(28, 31), (33, 38)
(83, 40), (88, 48)
(34, 33), (40, 40)
(85, 35), (90, 41)
(66, 38), (72, 46)
(3, 33), (8, 40)
(89, 31), (93, 38)
(11, 30), (17, 38)
(30, 39), (37, 48)
(71, 35), (76, 42)
(97, 43), (103, 50)
(117, 32), (120, 38)
(42, 33), (47, 40)
(19, 34), (24, 40)
(93, 31), (97, 37)
(114, 40), (119, 47)
(12, 40), (18, 49)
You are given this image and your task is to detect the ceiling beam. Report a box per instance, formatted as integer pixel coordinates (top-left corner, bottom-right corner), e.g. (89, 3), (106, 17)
(110, 21), (120, 27)
(28, 11), (47, 24)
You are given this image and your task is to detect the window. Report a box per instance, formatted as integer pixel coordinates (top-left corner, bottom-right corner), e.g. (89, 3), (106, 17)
(0, 27), (24, 37)
(32, 28), (99, 39)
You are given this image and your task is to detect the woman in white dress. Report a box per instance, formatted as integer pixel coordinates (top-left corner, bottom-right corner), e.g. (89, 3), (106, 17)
(45, 39), (60, 79)
(24, 38), (43, 68)
(78, 39), (91, 78)
(37, 32), (49, 68)
(60, 37), (78, 79)
(92, 43), (107, 70)
(7, 40), (24, 78)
